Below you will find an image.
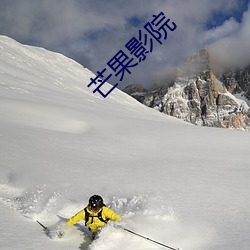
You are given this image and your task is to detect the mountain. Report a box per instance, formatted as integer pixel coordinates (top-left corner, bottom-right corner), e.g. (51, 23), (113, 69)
(124, 49), (250, 130)
(217, 66), (250, 99)
(1, 36), (250, 250)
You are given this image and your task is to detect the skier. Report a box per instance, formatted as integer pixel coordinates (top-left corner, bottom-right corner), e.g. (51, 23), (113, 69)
(66, 194), (121, 239)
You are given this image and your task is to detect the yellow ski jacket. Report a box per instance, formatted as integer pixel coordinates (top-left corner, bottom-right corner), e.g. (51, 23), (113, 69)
(67, 206), (121, 233)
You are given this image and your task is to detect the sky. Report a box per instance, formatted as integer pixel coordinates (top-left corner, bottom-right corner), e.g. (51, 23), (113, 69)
(0, 0), (249, 89)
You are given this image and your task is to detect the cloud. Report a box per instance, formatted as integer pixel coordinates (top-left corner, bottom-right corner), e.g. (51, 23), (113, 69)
(200, 18), (240, 45)
(0, 0), (249, 88)
(209, 3), (250, 68)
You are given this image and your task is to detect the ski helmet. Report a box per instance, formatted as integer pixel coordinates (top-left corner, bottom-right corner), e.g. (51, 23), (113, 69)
(89, 195), (104, 210)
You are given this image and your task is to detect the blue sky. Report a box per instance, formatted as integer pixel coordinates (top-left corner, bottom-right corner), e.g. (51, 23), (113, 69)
(0, 0), (249, 89)
(206, 0), (249, 28)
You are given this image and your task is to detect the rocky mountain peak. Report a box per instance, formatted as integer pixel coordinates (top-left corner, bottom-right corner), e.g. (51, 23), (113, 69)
(177, 48), (210, 78)
(123, 49), (250, 130)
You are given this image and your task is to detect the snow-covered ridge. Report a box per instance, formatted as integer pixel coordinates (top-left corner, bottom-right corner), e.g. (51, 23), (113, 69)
(0, 35), (154, 134)
(0, 35), (146, 106)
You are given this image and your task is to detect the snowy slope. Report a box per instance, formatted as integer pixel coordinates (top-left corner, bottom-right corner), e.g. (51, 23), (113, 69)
(0, 36), (250, 250)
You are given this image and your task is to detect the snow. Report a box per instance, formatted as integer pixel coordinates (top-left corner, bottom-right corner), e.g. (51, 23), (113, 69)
(0, 35), (250, 250)
(234, 93), (250, 107)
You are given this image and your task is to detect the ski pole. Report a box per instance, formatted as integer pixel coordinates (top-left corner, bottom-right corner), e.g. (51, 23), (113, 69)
(37, 220), (48, 231)
(122, 227), (180, 250)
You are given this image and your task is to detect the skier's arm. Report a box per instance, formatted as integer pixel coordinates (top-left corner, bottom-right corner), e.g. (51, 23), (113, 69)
(104, 207), (122, 222)
(67, 209), (85, 225)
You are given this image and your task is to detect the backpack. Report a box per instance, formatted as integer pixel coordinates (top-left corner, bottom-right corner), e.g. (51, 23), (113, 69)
(84, 206), (109, 226)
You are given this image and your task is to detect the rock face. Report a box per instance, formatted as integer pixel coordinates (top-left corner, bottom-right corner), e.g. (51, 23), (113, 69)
(123, 84), (147, 103)
(217, 66), (250, 100)
(124, 49), (250, 130)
